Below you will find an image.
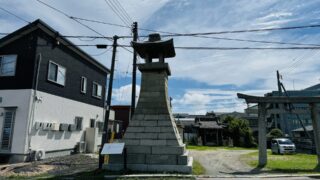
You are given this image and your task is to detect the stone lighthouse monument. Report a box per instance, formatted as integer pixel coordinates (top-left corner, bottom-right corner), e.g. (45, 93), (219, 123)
(105, 34), (193, 173)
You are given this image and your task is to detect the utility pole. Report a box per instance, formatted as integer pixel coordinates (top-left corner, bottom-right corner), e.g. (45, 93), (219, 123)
(277, 70), (282, 96)
(98, 36), (118, 169)
(130, 22), (138, 118)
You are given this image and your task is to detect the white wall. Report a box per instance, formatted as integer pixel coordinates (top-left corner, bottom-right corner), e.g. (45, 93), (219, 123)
(30, 90), (105, 152)
(0, 89), (33, 154)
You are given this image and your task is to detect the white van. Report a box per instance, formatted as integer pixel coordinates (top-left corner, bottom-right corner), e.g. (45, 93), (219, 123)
(271, 138), (296, 154)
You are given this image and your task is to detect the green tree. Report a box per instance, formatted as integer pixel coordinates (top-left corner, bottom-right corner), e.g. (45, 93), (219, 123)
(267, 128), (284, 140)
(223, 116), (256, 147)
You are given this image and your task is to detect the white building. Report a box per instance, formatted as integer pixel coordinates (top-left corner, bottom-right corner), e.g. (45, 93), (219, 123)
(0, 20), (111, 163)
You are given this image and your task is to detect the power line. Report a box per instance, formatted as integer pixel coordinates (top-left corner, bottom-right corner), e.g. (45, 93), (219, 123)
(36, 0), (112, 40)
(185, 35), (320, 47)
(67, 17), (320, 46)
(104, 0), (130, 26)
(36, 0), (133, 53)
(161, 24), (320, 36)
(0, 6), (31, 24)
(174, 46), (320, 50)
(112, 0), (133, 23)
(71, 17), (131, 30)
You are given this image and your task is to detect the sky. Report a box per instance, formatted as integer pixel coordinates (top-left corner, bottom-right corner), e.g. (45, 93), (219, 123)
(1, 0), (320, 114)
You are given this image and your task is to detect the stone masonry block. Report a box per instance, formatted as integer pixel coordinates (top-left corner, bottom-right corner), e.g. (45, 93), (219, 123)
(125, 133), (158, 139)
(128, 121), (140, 126)
(158, 133), (178, 140)
(141, 139), (166, 146)
(144, 115), (159, 120)
(158, 114), (170, 120)
(126, 127), (145, 133)
(144, 127), (160, 133)
(140, 120), (157, 127)
(140, 92), (161, 97)
(167, 140), (181, 146)
(127, 145), (151, 154)
(108, 154), (124, 163)
(127, 154), (146, 164)
(140, 109), (158, 114)
(178, 151), (189, 165)
(122, 139), (140, 146)
(158, 121), (172, 126)
(160, 127), (174, 133)
(151, 146), (184, 155)
(146, 154), (177, 165)
(133, 115), (145, 120)
(178, 156), (188, 165)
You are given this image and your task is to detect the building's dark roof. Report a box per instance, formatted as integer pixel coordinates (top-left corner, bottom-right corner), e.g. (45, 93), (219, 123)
(305, 84), (320, 91)
(0, 19), (110, 74)
(292, 125), (313, 132)
(193, 121), (224, 129)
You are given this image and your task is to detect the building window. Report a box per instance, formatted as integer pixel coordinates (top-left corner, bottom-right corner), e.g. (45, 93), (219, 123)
(92, 82), (102, 99)
(0, 55), (17, 76)
(48, 61), (66, 86)
(96, 121), (104, 132)
(80, 77), (87, 94)
(1, 110), (15, 150)
(90, 119), (95, 128)
(75, 117), (83, 131)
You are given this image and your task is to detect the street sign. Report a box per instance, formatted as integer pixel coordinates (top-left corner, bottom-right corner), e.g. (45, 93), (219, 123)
(101, 143), (125, 155)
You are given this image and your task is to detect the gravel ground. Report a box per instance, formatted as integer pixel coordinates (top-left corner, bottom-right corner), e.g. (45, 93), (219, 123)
(0, 154), (98, 178)
(190, 149), (258, 176)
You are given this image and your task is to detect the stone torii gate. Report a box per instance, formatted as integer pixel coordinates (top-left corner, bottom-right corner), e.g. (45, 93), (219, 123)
(237, 93), (320, 167)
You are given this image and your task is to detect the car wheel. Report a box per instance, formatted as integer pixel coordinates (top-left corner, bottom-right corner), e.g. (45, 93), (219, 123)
(278, 149), (280, 154)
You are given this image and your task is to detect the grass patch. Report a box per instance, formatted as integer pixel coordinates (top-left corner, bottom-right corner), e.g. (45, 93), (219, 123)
(241, 150), (320, 173)
(192, 160), (205, 175)
(187, 145), (256, 151)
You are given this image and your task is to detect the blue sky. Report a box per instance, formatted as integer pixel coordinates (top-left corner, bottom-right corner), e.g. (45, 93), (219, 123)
(1, 0), (320, 114)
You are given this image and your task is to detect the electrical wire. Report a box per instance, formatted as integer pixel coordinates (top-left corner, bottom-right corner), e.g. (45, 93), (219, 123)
(36, 0), (133, 53)
(174, 46), (320, 50)
(35, 0), (112, 41)
(66, 17), (320, 46)
(90, 48), (111, 56)
(104, 0), (130, 26)
(0, 6), (31, 24)
(112, 0), (133, 22)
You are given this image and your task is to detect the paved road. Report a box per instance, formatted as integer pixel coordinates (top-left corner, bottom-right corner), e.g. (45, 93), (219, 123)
(190, 149), (320, 179)
(190, 149), (257, 176)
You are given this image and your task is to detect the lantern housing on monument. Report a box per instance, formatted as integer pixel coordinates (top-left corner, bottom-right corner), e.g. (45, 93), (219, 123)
(131, 33), (175, 63)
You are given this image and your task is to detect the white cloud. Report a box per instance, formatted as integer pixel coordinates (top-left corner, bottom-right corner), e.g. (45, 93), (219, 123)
(172, 88), (272, 114)
(113, 84), (140, 104)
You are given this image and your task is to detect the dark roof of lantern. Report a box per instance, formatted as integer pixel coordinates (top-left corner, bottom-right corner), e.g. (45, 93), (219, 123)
(131, 38), (175, 59)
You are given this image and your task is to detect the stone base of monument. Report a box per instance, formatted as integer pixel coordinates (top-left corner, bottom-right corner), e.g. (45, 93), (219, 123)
(104, 62), (193, 174)
(104, 154), (193, 173)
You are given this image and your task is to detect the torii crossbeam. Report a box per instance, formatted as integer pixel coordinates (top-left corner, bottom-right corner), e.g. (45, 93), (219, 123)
(237, 93), (320, 167)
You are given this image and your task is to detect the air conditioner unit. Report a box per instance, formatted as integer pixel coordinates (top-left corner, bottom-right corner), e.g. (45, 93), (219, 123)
(34, 122), (41, 130)
(42, 123), (49, 130)
(51, 123), (60, 131)
(35, 149), (45, 161)
(59, 123), (69, 131)
(68, 124), (77, 131)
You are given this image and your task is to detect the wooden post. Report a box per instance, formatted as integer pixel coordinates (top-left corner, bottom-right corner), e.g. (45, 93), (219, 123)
(310, 103), (320, 164)
(258, 103), (267, 166)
